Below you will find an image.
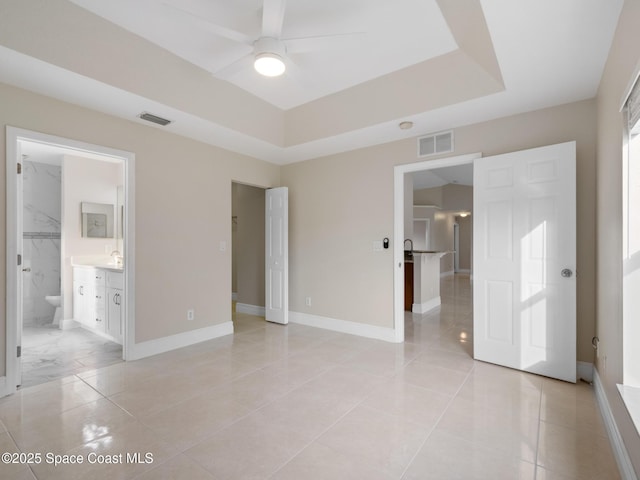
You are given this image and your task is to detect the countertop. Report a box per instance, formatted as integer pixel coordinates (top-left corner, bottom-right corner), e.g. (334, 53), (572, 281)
(71, 255), (123, 272)
(405, 250), (454, 263)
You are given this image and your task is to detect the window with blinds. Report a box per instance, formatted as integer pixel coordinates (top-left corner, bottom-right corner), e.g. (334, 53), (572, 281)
(627, 74), (640, 133)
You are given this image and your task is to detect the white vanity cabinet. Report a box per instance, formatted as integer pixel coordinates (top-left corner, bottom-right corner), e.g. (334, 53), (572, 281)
(73, 266), (123, 344)
(106, 270), (123, 344)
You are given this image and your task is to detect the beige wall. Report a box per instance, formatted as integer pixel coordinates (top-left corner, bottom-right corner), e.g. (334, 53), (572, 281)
(595, 0), (640, 473)
(442, 184), (473, 212)
(282, 98), (597, 362)
(62, 155), (123, 319)
(232, 183), (266, 307)
(0, 82), (280, 376)
(414, 186), (443, 206)
(456, 215), (472, 272)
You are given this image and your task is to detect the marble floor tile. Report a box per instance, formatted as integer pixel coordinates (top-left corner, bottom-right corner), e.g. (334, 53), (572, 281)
(21, 325), (122, 388)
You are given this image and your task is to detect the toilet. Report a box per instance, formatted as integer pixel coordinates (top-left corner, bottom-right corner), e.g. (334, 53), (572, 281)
(44, 295), (62, 326)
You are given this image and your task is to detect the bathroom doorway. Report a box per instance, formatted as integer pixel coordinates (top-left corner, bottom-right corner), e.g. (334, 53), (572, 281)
(231, 182), (267, 332)
(5, 127), (135, 395)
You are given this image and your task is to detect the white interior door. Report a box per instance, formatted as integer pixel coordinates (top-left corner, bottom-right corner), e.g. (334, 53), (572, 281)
(265, 187), (288, 324)
(473, 142), (576, 382)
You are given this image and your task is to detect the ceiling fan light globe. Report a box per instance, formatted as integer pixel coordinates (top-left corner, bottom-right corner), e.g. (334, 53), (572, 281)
(254, 53), (286, 77)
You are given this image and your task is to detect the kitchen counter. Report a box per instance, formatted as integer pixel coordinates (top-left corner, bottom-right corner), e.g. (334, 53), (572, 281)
(410, 251), (453, 314)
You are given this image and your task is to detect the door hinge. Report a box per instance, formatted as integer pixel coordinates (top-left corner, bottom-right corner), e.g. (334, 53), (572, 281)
(17, 254), (21, 266)
(17, 162), (21, 174)
(17, 345), (21, 358)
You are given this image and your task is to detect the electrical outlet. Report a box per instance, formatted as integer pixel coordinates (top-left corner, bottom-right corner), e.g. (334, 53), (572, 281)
(372, 241), (383, 252)
(219, 241), (226, 252)
(305, 297), (312, 307)
(105, 244), (112, 254)
(187, 309), (195, 321)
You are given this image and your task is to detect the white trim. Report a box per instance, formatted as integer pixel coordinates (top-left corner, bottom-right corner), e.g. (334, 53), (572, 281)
(618, 384), (640, 437)
(594, 369), (639, 480)
(5, 126), (135, 395)
(440, 270), (455, 278)
(393, 152), (482, 344)
(412, 297), (441, 314)
(289, 311), (398, 343)
(235, 303), (266, 316)
(128, 322), (234, 361)
(0, 376), (7, 398)
(232, 292), (238, 301)
(577, 361), (594, 383)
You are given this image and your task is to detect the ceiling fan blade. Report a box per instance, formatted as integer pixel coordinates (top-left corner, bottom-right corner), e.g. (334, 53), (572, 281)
(213, 54), (253, 80)
(262, 0), (287, 38)
(284, 32), (367, 54)
(162, 1), (253, 45)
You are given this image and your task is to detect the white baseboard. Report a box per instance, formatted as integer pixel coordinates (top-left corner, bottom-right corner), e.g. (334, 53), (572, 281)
(577, 361), (594, 383)
(128, 321), (234, 361)
(456, 269), (471, 274)
(232, 292), (238, 301)
(235, 303), (266, 316)
(440, 270), (454, 278)
(593, 369), (639, 480)
(0, 376), (8, 399)
(412, 297), (441, 314)
(289, 311), (398, 343)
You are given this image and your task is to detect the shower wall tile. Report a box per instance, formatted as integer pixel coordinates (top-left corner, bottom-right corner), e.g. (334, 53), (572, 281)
(23, 161), (61, 233)
(23, 160), (62, 326)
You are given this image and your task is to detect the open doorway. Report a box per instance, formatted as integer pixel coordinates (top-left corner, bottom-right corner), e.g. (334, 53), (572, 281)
(5, 127), (135, 396)
(403, 164), (474, 355)
(393, 153), (479, 344)
(231, 182), (267, 333)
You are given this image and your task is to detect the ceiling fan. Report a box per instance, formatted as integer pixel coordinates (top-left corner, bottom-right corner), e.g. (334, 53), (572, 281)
(163, 0), (365, 78)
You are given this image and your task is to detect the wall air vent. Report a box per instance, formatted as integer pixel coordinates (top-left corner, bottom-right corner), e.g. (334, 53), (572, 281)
(418, 130), (454, 157)
(138, 112), (172, 126)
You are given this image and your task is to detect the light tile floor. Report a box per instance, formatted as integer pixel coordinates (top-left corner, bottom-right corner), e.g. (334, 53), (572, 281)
(0, 275), (620, 479)
(21, 325), (123, 388)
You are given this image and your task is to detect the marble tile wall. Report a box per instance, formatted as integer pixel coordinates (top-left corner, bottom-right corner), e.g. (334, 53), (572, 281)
(23, 160), (62, 326)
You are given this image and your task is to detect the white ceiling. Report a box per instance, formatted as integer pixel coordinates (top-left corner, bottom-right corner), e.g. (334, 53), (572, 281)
(68, 0), (458, 110)
(412, 164), (473, 190)
(0, 0), (624, 165)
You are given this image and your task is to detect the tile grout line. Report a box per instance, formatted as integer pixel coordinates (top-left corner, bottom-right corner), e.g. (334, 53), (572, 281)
(533, 380), (544, 479)
(396, 362), (477, 480)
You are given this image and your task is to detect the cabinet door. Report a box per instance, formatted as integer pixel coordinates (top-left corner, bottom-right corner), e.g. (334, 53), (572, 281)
(73, 281), (86, 323)
(93, 284), (106, 333)
(107, 287), (123, 344)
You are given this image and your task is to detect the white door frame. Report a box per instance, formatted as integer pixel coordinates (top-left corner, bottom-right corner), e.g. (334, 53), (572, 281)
(453, 223), (460, 273)
(393, 153), (481, 342)
(4, 126), (136, 396)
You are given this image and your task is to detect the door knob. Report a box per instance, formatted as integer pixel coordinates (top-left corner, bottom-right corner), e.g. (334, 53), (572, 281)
(561, 268), (573, 278)
(22, 268), (31, 272)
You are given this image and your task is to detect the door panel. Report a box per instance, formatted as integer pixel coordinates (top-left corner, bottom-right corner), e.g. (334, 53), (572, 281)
(474, 142), (576, 382)
(265, 187), (288, 324)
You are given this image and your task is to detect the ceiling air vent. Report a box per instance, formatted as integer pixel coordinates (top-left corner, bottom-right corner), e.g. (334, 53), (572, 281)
(138, 112), (172, 126)
(418, 130), (454, 157)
